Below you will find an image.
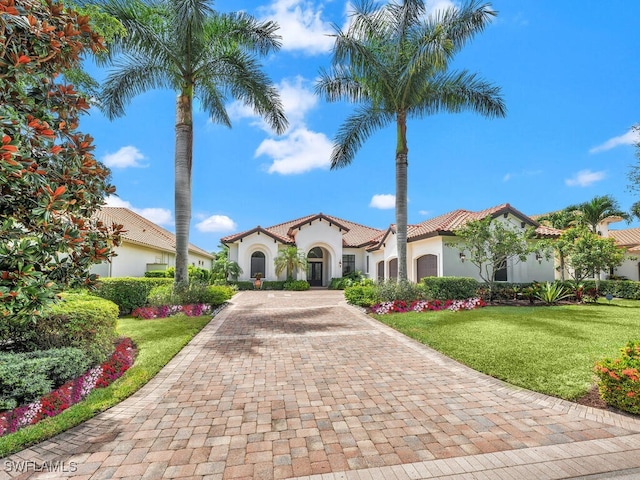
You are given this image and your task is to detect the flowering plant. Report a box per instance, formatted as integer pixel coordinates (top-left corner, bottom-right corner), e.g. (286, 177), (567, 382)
(594, 340), (640, 414)
(131, 303), (211, 319)
(0, 338), (136, 437)
(371, 297), (486, 315)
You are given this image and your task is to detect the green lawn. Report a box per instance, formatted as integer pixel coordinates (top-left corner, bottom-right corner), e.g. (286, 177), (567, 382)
(374, 299), (640, 400)
(0, 314), (212, 458)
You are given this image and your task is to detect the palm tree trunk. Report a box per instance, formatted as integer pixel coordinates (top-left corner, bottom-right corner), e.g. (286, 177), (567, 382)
(174, 91), (193, 289)
(396, 112), (408, 282)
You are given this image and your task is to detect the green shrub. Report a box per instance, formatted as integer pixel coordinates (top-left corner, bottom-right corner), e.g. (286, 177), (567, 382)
(146, 284), (177, 306)
(377, 280), (424, 302)
(94, 277), (173, 314)
(595, 340), (640, 414)
(147, 283), (234, 306)
(344, 285), (379, 307)
(144, 270), (169, 278)
(33, 293), (119, 365)
(283, 280), (310, 291)
(329, 271), (368, 290)
(229, 281), (255, 291)
(534, 282), (572, 305)
(421, 277), (479, 300)
(263, 281), (285, 290)
(0, 347), (91, 410)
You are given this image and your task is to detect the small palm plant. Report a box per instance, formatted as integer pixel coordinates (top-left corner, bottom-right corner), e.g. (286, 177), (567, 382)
(274, 247), (307, 281)
(534, 282), (571, 305)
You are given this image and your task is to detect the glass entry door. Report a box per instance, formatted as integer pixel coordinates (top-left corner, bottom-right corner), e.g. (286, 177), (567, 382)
(308, 262), (322, 286)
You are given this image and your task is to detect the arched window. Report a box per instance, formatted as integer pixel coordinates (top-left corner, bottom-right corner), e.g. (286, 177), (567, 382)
(251, 251), (265, 278)
(389, 258), (398, 279)
(307, 247), (323, 259)
(416, 254), (437, 281)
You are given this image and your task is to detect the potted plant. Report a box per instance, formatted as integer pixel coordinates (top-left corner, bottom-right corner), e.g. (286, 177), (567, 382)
(253, 272), (263, 289)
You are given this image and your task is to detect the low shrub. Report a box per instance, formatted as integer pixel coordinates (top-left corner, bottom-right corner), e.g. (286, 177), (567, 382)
(131, 304), (212, 319)
(421, 277), (480, 300)
(344, 285), (379, 307)
(0, 338), (136, 436)
(595, 340), (640, 414)
(0, 347), (91, 411)
(284, 280), (310, 291)
(263, 281), (285, 290)
(94, 277), (173, 314)
(143, 270), (168, 278)
(148, 283), (234, 306)
(32, 294), (119, 365)
(534, 282), (572, 305)
(329, 271), (369, 290)
(229, 281), (255, 291)
(376, 280), (425, 302)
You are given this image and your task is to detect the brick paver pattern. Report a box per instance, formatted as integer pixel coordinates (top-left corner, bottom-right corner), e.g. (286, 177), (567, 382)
(3, 290), (640, 480)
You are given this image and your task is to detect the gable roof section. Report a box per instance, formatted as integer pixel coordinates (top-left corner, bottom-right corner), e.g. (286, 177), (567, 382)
(94, 207), (213, 259)
(221, 213), (384, 248)
(609, 228), (640, 249)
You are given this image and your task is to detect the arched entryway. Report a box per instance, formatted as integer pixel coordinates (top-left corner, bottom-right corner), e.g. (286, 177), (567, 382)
(250, 251), (266, 279)
(307, 247), (324, 287)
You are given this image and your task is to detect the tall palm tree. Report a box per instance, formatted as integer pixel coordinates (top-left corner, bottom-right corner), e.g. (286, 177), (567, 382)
(316, 0), (505, 281)
(98, 0), (287, 288)
(535, 209), (579, 281)
(274, 247), (307, 281)
(567, 195), (630, 234)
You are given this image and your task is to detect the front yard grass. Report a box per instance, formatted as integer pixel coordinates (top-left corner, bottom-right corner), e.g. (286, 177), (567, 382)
(0, 314), (212, 458)
(374, 298), (640, 401)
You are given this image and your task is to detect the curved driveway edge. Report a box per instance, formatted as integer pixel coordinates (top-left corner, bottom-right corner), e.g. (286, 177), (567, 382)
(2, 290), (640, 480)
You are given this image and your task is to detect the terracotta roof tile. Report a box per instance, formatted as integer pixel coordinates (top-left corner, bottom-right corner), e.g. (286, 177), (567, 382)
(609, 228), (640, 247)
(94, 207), (213, 258)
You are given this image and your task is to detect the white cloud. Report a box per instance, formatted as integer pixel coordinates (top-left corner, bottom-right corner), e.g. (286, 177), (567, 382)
(370, 194), (396, 210)
(256, 127), (333, 174)
(419, 210), (431, 216)
(102, 146), (147, 168)
(105, 196), (173, 226)
(425, 0), (457, 15)
(503, 173), (511, 182)
(259, 0), (335, 55)
(565, 169), (606, 187)
(196, 215), (237, 233)
(589, 128), (640, 154)
(503, 170), (542, 182)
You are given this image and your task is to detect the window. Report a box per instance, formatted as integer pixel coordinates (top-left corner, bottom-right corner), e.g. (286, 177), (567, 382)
(493, 255), (507, 282)
(251, 251), (265, 278)
(307, 247), (323, 259)
(377, 261), (384, 281)
(366, 256), (370, 274)
(416, 254), (437, 281)
(342, 255), (355, 275)
(389, 258), (398, 279)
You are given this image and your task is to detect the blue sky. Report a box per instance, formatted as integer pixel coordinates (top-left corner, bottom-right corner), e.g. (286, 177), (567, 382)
(82, 0), (640, 253)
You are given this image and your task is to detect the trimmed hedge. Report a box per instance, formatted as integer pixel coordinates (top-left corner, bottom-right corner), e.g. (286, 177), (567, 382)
(421, 277), (480, 300)
(34, 293), (119, 365)
(284, 280), (310, 291)
(344, 285), (379, 307)
(94, 277), (173, 314)
(0, 347), (91, 410)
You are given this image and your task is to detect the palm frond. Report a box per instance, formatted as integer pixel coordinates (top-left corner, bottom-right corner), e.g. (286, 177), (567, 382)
(206, 11), (282, 56)
(435, 0), (497, 53)
(315, 66), (364, 103)
(331, 106), (393, 169)
(196, 85), (231, 128)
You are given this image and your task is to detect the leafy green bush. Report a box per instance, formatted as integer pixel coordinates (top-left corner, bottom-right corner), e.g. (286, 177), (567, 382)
(147, 283), (234, 306)
(229, 281), (255, 291)
(595, 340), (640, 414)
(377, 280), (425, 302)
(597, 280), (640, 300)
(421, 277), (479, 300)
(144, 270), (169, 278)
(33, 294), (119, 365)
(263, 281), (285, 290)
(534, 282), (571, 305)
(283, 280), (310, 291)
(0, 347), (91, 410)
(94, 277), (172, 314)
(329, 271), (368, 290)
(344, 285), (379, 307)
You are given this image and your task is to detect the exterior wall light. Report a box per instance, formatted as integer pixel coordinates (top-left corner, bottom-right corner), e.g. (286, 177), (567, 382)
(459, 252), (466, 262)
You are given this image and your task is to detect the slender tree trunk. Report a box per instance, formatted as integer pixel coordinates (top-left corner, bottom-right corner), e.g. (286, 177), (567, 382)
(396, 112), (408, 282)
(174, 91), (193, 289)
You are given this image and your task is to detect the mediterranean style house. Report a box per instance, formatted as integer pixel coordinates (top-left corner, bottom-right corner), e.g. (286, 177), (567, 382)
(602, 218), (640, 281)
(90, 207), (214, 278)
(221, 203), (562, 286)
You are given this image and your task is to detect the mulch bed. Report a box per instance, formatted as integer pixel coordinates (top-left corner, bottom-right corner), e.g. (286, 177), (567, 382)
(574, 385), (608, 410)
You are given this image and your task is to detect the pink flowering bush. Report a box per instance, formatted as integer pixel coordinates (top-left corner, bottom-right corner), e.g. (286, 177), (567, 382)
(371, 297), (486, 315)
(131, 303), (211, 319)
(0, 338), (136, 437)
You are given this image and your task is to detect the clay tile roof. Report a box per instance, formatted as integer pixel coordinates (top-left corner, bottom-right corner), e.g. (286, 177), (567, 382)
(221, 213), (384, 248)
(609, 228), (640, 247)
(94, 207), (213, 258)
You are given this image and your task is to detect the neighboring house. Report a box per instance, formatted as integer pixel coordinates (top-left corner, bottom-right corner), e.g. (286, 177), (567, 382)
(90, 207), (214, 278)
(604, 220), (640, 281)
(221, 203), (560, 286)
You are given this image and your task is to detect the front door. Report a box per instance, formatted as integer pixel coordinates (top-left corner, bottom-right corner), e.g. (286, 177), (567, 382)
(308, 262), (322, 287)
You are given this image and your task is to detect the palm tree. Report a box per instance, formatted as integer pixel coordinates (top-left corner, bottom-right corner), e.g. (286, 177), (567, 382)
(316, 0), (505, 281)
(567, 195), (630, 234)
(274, 247), (307, 281)
(535, 209), (578, 281)
(98, 0), (287, 288)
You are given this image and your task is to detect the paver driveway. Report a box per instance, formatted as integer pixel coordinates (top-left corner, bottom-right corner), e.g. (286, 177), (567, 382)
(3, 290), (640, 480)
